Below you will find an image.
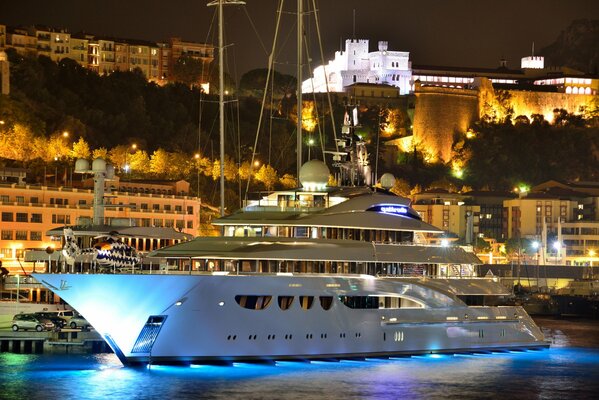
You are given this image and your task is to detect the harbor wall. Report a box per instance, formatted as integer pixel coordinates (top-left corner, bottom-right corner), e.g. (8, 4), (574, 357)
(0, 330), (110, 355)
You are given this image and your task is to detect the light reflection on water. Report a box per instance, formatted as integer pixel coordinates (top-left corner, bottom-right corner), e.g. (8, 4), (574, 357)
(1, 319), (599, 400)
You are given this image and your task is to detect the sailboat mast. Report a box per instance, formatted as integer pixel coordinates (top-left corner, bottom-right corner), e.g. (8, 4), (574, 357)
(218, 0), (225, 217)
(297, 0), (303, 181)
(208, 0), (245, 217)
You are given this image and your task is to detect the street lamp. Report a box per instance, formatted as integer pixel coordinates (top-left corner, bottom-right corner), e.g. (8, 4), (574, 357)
(553, 241), (563, 265)
(307, 137), (315, 160)
(194, 153), (201, 195)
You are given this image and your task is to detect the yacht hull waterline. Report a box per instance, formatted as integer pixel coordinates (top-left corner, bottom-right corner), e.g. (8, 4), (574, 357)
(33, 273), (548, 365)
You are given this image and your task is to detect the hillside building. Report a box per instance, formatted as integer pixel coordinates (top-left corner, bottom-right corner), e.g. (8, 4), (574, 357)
(0, 169), (201, 274)
(2, 22), (213, 87)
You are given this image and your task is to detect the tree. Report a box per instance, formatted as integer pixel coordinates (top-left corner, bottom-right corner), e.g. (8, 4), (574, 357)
(92, 147), (109, 160)
(129, 150), (151, 174)
(149, 148), (171, 176)
(254, 164), (278, 190)
(0, 124), (37, 161)
(279, 173), (296, 189)
(170, 55), (205, 88)
(71, 137), (91, 159)
(46, 134), (71, 162)
(389, 178), (411, 197)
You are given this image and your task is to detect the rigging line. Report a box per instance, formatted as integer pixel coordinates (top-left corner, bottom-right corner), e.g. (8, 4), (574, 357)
(199, 10), (219, 155)
(242, 5), (269, 56)
(311, 0), (338, 152)
(268, 56), (275, 166)
(244, 0), (285, 201)
(302, 27), (325, 161)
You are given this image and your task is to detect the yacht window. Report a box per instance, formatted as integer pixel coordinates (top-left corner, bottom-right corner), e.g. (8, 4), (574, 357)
(278, 296), (294, 310)
(338, 295), (379, 309)
(235, 295), (272, 310)
(319, 296), (333, 310)
(299, 296), (314, 310)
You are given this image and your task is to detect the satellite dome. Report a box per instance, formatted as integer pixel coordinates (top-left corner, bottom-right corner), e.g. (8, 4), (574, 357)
(75, 159), (90, 173)
(92, 158), (107, 173)
(299, 160), (329, 189)
(380, 173), (396, 189)
(105, 164), (115, 179)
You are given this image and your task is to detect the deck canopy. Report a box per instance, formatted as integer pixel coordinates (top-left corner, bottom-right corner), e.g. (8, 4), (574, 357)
(149, 236), (481, 265)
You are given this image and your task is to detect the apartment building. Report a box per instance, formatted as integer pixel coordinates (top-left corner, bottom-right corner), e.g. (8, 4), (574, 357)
(6, 27), (37, 56)
(0, 171), (201, 274)
(503, 183), (599, 265)
(2, 22), (213, 87)
(411, 189), (480, 243)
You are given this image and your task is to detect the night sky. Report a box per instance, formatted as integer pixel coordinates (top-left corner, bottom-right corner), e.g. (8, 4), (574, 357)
(3, 0), (598, 78)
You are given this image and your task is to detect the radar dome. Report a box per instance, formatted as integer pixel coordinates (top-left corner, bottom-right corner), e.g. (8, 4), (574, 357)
(92, 158), (107, 173)
(380, 173), (396, 189)
(299, 160), (329, 189)
(75, 159), (90, 173)
(105, 164), (115, 179)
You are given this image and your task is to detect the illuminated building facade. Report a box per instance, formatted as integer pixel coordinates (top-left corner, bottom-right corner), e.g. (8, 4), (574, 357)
(503, 182), (599, 265)
(0, 169), (201, 274)
(303, 39), (412, 95)
(2, 22), (213, 87)
(411, 189), (481, 243)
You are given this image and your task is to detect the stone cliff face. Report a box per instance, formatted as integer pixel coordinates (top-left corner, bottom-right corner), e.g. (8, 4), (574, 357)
(541, 19), (599, 74)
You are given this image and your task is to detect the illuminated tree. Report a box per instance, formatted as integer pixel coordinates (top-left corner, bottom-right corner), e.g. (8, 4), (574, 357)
(254, 164), (278, 190)
(71, 137), (91, 159)
(279, 173), (296, 189)
(238, 161), (252, 181)
(129, 150), (150, 174)
(149, 148), (171, 176)
(389, 178), (411, 197)
(211, 157), (238, 181)
(108, 145), (129, 170)
(92, 147), (109, 160)
(0, 124), (37, 161)
(47, 134), (71, 161)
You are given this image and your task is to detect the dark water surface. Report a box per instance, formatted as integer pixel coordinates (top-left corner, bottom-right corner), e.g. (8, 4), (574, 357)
(1, 318), (599, 400)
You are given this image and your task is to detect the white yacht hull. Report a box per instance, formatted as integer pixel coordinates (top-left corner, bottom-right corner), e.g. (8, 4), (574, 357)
(33, 273), (548, 365)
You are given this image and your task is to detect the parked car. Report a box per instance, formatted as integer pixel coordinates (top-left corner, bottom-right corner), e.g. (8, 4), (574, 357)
(34, 312), (67, 329)
(55, 310), (75, 319)
(69, 314), (91, 330)
(12, 313), (55, 332)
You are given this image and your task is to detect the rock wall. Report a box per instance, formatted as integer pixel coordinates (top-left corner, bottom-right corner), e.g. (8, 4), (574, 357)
(413, 79), (597, 163)
(508, 91), (596, 121)
(413, 83), (479, 162)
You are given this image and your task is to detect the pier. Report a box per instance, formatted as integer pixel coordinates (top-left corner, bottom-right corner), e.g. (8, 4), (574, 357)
(0, 329), (111, 355)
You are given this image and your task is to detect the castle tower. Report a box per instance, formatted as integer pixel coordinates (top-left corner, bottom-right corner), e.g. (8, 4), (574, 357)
(0, 50), (9, 95)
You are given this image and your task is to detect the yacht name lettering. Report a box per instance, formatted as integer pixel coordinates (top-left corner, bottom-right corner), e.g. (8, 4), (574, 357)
(379, 206), (408, 215)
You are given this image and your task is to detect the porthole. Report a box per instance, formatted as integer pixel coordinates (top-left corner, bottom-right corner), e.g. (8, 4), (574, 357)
(300, 296), (314, 310)
(319, 296), (333, 310)
(235, 295), (272, 310)
(278, 296), (294, 310)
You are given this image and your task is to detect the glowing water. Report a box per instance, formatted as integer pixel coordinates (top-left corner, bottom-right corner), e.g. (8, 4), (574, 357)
(0, 318), (598, 400)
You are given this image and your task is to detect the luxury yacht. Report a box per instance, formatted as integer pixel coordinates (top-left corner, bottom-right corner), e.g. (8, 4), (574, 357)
(33, 162), (548, 365)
